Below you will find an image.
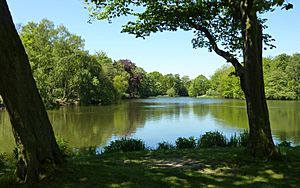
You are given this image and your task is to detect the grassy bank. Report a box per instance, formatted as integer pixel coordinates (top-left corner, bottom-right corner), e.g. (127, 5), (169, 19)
(1, 147), (300, 188)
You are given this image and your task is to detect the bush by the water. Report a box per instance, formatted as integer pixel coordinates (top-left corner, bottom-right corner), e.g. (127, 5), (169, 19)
(104, 131), (250, 153)
(159, 131), (249, 150)
(157, 141), (175, 150)
(104, 138), (146, 153)
(239, 130), (249, 147)
(278, 141), (292, 147)
(175, 137), (197, 149)
(228, 133), (239, 147)
(199, 131), (227, 148)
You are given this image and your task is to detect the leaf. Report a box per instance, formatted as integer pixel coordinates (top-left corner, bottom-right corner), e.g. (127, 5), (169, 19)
(281, 3), (293, 10)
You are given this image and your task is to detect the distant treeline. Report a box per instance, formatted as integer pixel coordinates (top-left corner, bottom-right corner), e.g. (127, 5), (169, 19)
(210, 53), (300, 100)
(2, 19), (297, 108)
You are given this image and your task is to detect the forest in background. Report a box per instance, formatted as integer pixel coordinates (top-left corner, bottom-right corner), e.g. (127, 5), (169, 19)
(0, 19), (299, 108)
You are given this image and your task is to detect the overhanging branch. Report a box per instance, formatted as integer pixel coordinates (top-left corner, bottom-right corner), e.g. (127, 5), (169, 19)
(189, 22), (244, 77)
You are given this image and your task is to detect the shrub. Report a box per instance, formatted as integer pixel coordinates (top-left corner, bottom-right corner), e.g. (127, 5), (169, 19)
(239, 130), (249, 147)
(278, 141), (291, 147)
(228, 133), (239, 147)
(104, 138), (146, 153)
(175, 137), (196, 149)
(199, 131), (227, 148)
(157, 141), (175, 150)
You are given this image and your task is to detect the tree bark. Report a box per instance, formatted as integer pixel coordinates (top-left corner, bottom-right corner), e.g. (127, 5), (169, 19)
(241, 1), (277, 157)
(0, 0), (64, 183)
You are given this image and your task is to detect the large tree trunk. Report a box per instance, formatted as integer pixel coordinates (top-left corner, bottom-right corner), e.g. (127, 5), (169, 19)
(241, 2), (277, 157)
(0, 0), (64, 183)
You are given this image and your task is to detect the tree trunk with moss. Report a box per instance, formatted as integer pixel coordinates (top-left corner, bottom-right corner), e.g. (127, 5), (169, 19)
(0, 0), (64, 183)
(241, 1), (277, 157)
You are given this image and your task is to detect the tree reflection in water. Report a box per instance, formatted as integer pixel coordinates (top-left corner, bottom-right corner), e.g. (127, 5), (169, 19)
(0, 98), (299, 153)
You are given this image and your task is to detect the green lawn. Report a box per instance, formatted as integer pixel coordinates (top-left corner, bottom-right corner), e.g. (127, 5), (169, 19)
(1, 147), (300, 188)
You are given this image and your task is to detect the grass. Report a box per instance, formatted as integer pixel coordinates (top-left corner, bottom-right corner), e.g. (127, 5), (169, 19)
(1, 147), (300, 188)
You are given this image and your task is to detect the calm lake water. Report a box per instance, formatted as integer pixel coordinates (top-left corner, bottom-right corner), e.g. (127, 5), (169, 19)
(0, 97), (299, 153)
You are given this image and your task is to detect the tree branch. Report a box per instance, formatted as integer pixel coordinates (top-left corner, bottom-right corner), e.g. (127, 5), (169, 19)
(189, 22), (244, 77)
(224, 0), (242, 19)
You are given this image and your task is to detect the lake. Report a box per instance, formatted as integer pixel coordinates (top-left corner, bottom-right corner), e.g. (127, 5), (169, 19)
(0, 97), (299, 153)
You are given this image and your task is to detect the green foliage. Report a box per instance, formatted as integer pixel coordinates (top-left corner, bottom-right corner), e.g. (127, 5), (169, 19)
(19, 18), (299, 107)
(84, 1), (294, 80)
(113, 75), (129, 98)
(264, 54), (300, 100)
(138, 74), (152, 98)
(20, 19), (83, 107)
(141, 72), (189, 97)
(20, 19), (118, 107)
(157, 142), (175, 150)
(166, 88), (176, 97)
(175, 137), (196, 149)
(227, 131), (249, 147)
(188, 75), (210, 97)
(228, 133), (240, 147)
(107, 59), (148, 98)
(86, 0), (289, 54)
(144, 71), (165, 96)
(199, 131), (227, 148)
(209, 65), (244, 99)
(208, 53), (300, 100)
(104, 138), (146, 153)
(239, 130), (249, 147)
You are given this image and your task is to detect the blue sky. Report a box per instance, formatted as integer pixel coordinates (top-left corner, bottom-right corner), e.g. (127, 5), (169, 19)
(7, 0), (300, 78)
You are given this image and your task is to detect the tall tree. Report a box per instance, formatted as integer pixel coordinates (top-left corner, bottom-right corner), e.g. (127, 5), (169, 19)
(188, 75), (210, 97)
(263, 54), (299, 100)
(209, 65), (244, 99)
(20, 19), (87, 107)
(86, 0), (294, 157)
(0, 0), (63, 183)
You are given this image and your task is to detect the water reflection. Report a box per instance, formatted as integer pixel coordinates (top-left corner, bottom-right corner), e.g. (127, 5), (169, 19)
(0, 98), (299, 153)
(49, 102), (146, 149)
(0, 111), (15, 153)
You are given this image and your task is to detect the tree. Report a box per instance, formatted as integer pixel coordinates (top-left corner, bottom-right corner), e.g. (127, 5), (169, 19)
(188, 75), (210, 97)
(160, 73), (186, 96)
(209, 65), (244, 99)
(20, 19), (87, 107)
(263, 54), (299, 100)
(146, 71), (165, 96)
(0, 0), (64, 183)
(76, 54), (118, 105)
(113, 74), (129, 98)
(166, 87), (176, 97)
(181, 75), (192, 92)
(113, 59), (146, 98)
(20, 20), (118, 106)
(86, 0), (294, 157)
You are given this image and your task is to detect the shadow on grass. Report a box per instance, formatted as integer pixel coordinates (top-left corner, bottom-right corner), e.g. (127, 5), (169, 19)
(1, 147), (300, 188)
